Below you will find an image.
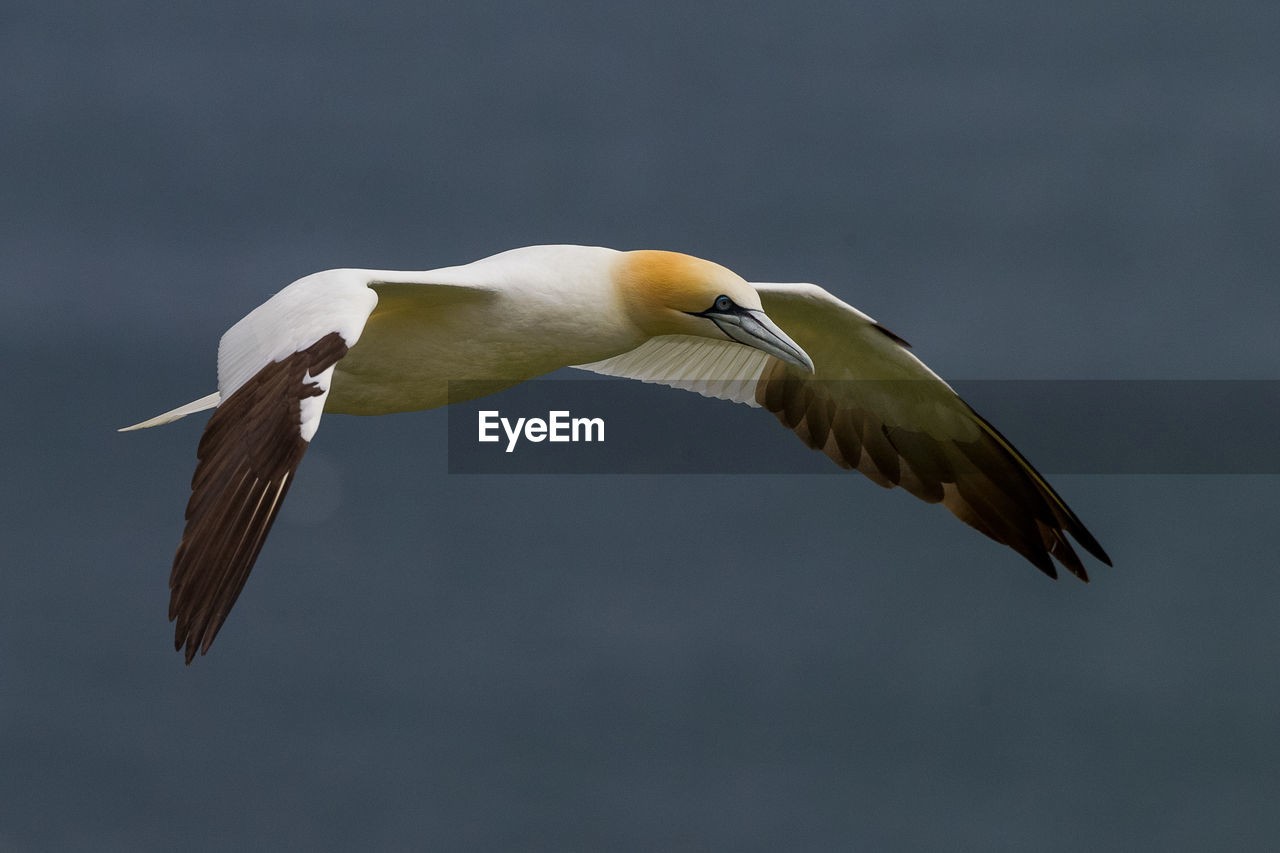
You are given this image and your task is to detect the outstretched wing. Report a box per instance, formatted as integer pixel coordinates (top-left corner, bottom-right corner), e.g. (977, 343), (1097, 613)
(753, 282), (1110, 580)
(170, 272), (378, 663)
(577, 281), (1110, 579)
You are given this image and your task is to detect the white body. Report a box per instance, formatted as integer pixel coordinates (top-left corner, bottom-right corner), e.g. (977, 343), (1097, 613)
(329, 246), (644, 413)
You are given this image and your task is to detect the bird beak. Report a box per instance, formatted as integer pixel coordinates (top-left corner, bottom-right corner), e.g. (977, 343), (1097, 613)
(706, 308), (815, 373)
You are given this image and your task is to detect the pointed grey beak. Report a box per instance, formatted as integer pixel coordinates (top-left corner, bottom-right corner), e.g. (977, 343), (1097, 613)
(705, 308), (815, 373)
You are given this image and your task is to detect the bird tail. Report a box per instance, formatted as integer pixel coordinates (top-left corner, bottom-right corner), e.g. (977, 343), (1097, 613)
(118, 392), (220, 432)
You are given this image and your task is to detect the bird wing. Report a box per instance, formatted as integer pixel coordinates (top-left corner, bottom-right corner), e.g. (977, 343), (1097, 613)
(169, 272), (378, 663)
(574, 334), (773, 405)
(578, 281), (1110, 579)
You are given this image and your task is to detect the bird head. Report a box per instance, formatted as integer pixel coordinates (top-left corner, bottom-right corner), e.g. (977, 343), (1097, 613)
(617, 250), (814, 372)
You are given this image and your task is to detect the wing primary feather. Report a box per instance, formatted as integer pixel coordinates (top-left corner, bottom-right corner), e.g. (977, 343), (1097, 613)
(170, 331), (348, 663)
(755, 354), (1107, 579)
(960, 403), (1113, 567)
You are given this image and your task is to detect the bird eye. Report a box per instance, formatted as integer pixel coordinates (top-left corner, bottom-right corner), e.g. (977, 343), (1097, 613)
(713, 295), (733, 312)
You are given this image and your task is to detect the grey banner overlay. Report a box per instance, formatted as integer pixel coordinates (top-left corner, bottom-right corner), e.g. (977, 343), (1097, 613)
(446, 379), (1280, 474)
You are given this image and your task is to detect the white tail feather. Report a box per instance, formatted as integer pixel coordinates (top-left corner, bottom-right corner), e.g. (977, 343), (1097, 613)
(118, 392), (220, 432)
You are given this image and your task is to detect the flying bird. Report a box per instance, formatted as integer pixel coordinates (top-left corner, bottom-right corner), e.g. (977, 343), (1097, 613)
(122, 245), (1110, 663)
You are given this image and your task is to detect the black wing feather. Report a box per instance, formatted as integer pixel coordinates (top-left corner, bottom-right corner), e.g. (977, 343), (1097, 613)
(169, 332), (348, 663)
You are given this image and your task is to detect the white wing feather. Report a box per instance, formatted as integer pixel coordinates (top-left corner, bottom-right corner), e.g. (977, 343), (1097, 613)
(574, 334), (771, 405)
(217, 269), (378, 400)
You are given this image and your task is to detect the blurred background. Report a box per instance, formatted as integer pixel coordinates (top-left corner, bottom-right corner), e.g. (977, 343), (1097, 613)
(3, 1), (1278, 849)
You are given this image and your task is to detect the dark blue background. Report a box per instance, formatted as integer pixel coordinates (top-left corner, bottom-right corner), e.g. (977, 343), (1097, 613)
(4, 2), (1278, 849)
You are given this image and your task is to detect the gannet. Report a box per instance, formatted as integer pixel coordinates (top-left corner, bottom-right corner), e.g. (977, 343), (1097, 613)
(122, 245), (1111, 663)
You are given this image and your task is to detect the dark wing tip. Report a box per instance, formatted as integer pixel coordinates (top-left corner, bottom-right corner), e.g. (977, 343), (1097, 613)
(755, 362), (1110, 582)
(181, 632), (199, 665)
(1072, 527), (1113, 567)
(167, 332), (347, 663)
(1035, 560), (1059, 580)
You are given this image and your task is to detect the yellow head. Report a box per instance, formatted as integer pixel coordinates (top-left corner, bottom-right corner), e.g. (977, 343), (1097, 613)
(615, 250), (813, 371)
